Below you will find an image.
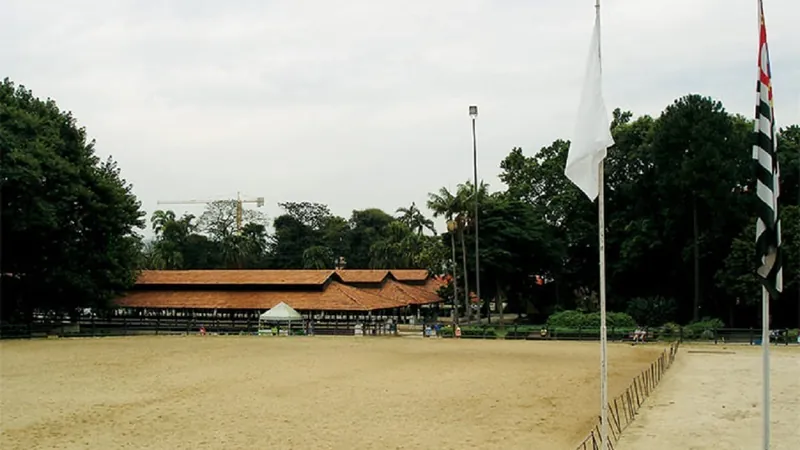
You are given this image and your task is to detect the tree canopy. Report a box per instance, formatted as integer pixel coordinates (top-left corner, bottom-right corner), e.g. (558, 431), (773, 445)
(1, 79), (144, 320)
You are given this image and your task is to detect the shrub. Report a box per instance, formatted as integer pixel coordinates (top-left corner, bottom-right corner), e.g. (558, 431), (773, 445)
(546, 310), (636, 329)
(660, 322), (681, 337)
(787, 328), (798, 342)
(461, 326), (497, 339)
(684, 318), (724, 340)
(546, 310), (586, 328)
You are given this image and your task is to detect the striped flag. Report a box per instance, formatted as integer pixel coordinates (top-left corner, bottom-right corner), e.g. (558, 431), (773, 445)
(753, 0), (782, 300)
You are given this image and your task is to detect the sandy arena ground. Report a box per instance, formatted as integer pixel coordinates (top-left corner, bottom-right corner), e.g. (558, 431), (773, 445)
(617, 345), (800, 450)
(1, 336), (663, 450)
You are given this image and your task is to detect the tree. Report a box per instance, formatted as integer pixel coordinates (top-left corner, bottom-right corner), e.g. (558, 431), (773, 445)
(278, 201), (333, 230)
(396, 202), (435, 235)
(303, 245), (335, 269)
(499, 141), (598, 310)
(427, 188), (463, 319)
(777, 125), (799, 207)
(346, 208), (396, 268)
(367, 221), (446, 270)
(428, 186), (472, 320)
(1, 79), (144, 320)
(269, 202), (337, 269)
(199, 200), (266, 240)
(463, 193), (563, 326)
(647, 96), (752, 321)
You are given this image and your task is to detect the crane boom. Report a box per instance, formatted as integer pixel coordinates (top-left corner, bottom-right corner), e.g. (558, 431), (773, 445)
(155, 193), (265, 232)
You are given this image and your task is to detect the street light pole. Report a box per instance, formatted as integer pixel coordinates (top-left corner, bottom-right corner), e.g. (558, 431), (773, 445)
(447, 220), (459, 325)
(469, 105), (483, 323)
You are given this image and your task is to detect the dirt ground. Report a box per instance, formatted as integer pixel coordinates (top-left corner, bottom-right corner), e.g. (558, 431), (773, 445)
(617, 345), (800, 450)
(0, 337), (662, 450)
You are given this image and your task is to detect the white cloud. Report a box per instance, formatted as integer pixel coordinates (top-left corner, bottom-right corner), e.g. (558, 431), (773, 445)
(2, 0), (798, 233)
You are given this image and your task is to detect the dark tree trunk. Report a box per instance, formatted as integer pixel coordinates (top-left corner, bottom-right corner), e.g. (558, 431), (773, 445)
(459, 228), (471, 322)
(693, 195), (701, 322)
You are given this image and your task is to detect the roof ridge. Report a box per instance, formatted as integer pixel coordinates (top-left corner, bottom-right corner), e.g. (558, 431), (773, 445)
(385, 279), (440, 304)
(330, 281), (368, 310)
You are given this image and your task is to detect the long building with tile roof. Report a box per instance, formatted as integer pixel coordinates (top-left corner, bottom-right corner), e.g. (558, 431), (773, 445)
(118, 269), (445, 314)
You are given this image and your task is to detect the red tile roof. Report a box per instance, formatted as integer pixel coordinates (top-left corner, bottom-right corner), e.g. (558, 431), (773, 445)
(389, 269), (430, 281)
(364, 279), (442, 306)
(423, 276), (447, 294)
(136, 270), (334, 285)
(334, 270), (389, 283)
(117, 281), (405, 311)
(135, 269), (432, 286)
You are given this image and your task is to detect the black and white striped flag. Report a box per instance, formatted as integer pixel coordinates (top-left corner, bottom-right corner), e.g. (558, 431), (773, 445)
(754, 0), (782, 300)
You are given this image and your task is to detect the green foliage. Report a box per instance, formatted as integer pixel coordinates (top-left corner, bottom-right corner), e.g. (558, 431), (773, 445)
(682, 318), (725, 340)
(142, 198), (448, 274)
(1, 78), (144, 319)
(438, 325), (454, 337)
(660, 322), (682, 338)
(625, 296), (677, 327)
(396, 202), (435, 236)
(499, 96), (798, 327)
(460, 326), (498, 339)
(546, 310), (636, 328)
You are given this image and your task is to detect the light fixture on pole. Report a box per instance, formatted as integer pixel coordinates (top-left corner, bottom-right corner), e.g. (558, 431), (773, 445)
(469, 105), (482, 323)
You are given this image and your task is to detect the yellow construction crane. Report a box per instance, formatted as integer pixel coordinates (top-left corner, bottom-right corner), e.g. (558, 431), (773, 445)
(157, 192), (265, 232)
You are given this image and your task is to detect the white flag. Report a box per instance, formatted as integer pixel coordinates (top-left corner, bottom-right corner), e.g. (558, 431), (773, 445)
(564, 14), (614, 201)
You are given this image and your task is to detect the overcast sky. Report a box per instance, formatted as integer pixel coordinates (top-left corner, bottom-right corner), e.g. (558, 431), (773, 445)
(3, 0), (799, 235)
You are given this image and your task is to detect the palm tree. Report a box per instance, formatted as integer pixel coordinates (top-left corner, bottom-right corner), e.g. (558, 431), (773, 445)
(456, 180), (489, 321)
(150, 209), (177, 235)
(369, 221), (418, 268)
(456, 180), (490, 226)
(427, 187), (469, 322)
(396, 202), (436, 235)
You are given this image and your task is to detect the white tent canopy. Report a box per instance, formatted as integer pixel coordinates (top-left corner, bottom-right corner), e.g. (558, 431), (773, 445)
(259, 302), (303, 323)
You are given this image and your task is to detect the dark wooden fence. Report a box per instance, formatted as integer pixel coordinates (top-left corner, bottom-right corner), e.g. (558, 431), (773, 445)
(0, 314), (396, 339)
(575, 341), (680, 450)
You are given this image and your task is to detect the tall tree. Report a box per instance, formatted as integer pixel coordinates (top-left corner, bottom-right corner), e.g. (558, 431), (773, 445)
(428, 187), (472, 320)
(396, 202), (435, 235)
(427, 187), (464, 319)
(270, 201), (336, 268)
(1, 79), (144, 320)
(649, 95), (750, 321)
(346, 208), (396, 268)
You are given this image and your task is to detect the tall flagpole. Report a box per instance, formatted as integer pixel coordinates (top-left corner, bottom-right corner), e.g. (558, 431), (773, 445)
(757, 3), (770, 448)
(595, 1), (609, 448)
(760, 4), (770, 448)
(755, 2), (778, 448)
(762, 286), (770, 449)
(563, 1), (613, 443)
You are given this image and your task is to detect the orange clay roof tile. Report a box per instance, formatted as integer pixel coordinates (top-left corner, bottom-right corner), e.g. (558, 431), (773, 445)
(334, 270), (390, 283)
(363, 279), (442, 306)
(117, 281), (406, 311)
(136, 270), (334, 285)
(388, 269), (430, 281)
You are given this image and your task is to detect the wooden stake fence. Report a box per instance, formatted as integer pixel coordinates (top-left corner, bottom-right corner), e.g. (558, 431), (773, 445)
(576, 341), (680, 450)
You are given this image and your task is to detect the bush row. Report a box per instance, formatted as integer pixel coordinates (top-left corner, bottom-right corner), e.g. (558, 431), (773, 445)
(546, 310), (637, 329)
